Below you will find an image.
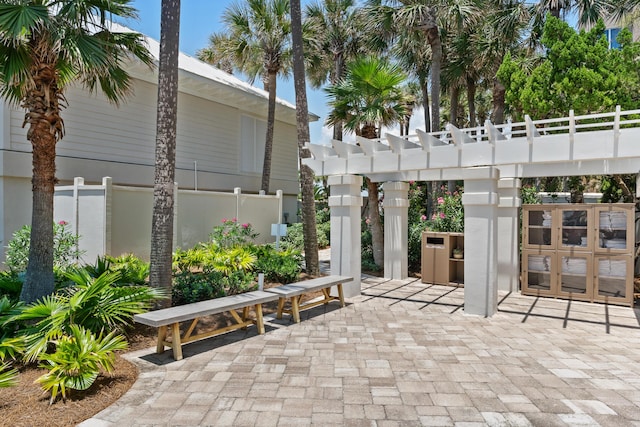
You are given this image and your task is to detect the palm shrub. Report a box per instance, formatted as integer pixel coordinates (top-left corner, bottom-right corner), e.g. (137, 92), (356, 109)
(0, 363), (18, 388)
(36, 324), (127, 404)
(84, 254), (150, 286)
(11, 270), (164, 362)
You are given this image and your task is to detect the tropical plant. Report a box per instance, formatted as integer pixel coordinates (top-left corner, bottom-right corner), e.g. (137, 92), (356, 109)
(150, 0), (181, 307)
(198, 0), (292, 194)
(171, 271), (226, 305)
(427, 186), (464, 233)
(210, 218), (259, 249)
(5, 221), (82, 273)
(36, 324), (127, 404)
(84, 254), (150, 286)
(12, 270), (163, 362)
(254, 246), (303, 284)
(0, 363), (18, 388)
(325, 56), (409, 268)
(0, 0), (154, 303)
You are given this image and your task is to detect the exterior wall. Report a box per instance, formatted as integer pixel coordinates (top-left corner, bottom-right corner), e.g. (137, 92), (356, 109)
(53, 178), (284, 263)
(7, 79), (299, 195)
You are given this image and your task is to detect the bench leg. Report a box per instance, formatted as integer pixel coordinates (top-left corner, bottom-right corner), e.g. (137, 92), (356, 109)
(157, 325), (167, 354)
(337, 283), (345, 307)
(255, 303), (265, 334)
(276, 297), (285, 319)
(291, 296), (301, 323)
(171, 322), (183, 361)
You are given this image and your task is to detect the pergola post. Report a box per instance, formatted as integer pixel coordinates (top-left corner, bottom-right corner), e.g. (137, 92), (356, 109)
(462, 167), (500, 316)
(497, 178), (522, 292)
(328, 175), (362, 297)
(383, 181), (409, 279)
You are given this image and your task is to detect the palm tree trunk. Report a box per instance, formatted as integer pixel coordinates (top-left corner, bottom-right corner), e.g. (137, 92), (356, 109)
(362, 123), (384, 268)
(419, 8), (441, 132)
(421, 78), (430, 133)
(492, 78), (506, 124)
(22, 126), (56, 303)
(150, 0), (180, 305)
(450, 86), (459, 127)
(291, 0), (319, 276)
(466, 77), (476, 128)
(332, 53), (345, 141)
(261, 70), (277, 193)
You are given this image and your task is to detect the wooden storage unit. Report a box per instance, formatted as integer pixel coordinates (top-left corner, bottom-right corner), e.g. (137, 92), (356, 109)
(421, 232), (464, 286)
(522, 204), (635, 306)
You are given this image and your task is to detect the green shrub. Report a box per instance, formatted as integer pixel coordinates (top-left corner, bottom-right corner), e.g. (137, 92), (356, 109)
(171, 270), (255, 305)
(0, 271), (23, 301)
(36, 324), (127, 404)
(210, 218), (259, 248)
(5, 221), (83, 272)
(84, 254), (150, 286)
(280, 223), (304, 251)
(408, 221), (429, 272)
(427, 189), (464, 233)
(254, 247), (302, 284)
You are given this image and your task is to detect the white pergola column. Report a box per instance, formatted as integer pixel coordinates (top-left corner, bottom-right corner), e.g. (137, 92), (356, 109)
(383, 181), (409, 280)
(328, 175), (362, 297)
(497, 178), (521, 292)
(462, 167), (500, 317)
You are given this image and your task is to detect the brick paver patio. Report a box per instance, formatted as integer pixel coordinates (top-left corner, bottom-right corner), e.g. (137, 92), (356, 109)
(82, 277), (640, 426)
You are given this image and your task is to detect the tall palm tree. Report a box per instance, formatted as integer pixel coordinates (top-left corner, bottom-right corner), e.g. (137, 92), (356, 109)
(326, 57), (408, 268)
(0, 0), (153, 303)
(198, 0), (291, 194)
(304, 0), (367, 140)
(150, 0), (180, 303)
(290, 0), (320, 276)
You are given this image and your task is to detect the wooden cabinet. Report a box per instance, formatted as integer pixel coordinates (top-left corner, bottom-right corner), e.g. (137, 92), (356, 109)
(522, 204), (635, 306)
(421, 232), (464, 286)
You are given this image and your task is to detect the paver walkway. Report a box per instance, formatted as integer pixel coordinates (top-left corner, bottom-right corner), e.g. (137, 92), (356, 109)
(82, 277), (640, 426)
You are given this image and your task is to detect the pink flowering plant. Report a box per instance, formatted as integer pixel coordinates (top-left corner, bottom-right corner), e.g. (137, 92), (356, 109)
(209, 218), (259, 248)
(427, 188), (464, 233)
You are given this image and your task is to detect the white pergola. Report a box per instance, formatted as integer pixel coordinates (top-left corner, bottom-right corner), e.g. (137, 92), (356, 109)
(303, 107), (640, 316)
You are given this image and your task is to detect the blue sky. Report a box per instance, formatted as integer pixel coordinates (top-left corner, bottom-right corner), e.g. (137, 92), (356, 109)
(121, 1), (329, 144)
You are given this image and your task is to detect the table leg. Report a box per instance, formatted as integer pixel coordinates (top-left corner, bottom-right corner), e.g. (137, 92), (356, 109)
(255, 303), (265, 334)
(291, 296), (301, 323)
(276, 297), (285, 319)
(157, 325), (167, 354)
(171, 322), (183, 361)
(337, 283), (345, 307)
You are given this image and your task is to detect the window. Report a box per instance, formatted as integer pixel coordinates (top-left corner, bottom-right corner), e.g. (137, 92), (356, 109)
(240, 115), (266, 174)
(605, 28), (621, 49)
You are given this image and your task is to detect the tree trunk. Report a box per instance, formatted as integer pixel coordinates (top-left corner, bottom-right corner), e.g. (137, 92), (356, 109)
(450, 86), (459, 127)
(291, 0), (319, 276)
(420, 8), (441, 132)
(421, 77), (430, 133)
(150, 0), (180, 305)
(492, 78), (506, 124)
(361, 123), (384, 268)
(261, 70), (277, 193)
(466, 77), (476, 128)
(332, 53), (345, 141)
(22, 121), (57, 303)
(21, 33), (63, 303)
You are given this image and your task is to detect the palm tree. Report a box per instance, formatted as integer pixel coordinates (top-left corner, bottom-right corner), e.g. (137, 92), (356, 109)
(197, 0), (291, 194)
(0, 1), (153, 303)
(290, 0), (320, 276)
(304, 0), (367, 140)
(150, 0), (180, 303)
(326, 57), (408, 268)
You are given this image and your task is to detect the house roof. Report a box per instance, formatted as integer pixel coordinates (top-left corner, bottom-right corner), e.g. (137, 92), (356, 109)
(119, 23), (319, 126)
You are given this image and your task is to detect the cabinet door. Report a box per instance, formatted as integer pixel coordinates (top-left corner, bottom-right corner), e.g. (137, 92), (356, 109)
(523, 206), (556, 250)
(557, 207), (592, 252)
(595, 205), (634, 255)
(522, 251), (556, 296)
(593, 256), (633, 306)
(557, 251), (592, 302)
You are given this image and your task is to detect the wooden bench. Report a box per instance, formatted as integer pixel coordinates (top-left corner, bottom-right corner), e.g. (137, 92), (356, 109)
(133, 290), (279, 360)
(265, 275), (352, 323)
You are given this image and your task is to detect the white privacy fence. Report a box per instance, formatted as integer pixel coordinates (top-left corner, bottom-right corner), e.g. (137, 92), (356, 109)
(54, 177), (283, 263)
